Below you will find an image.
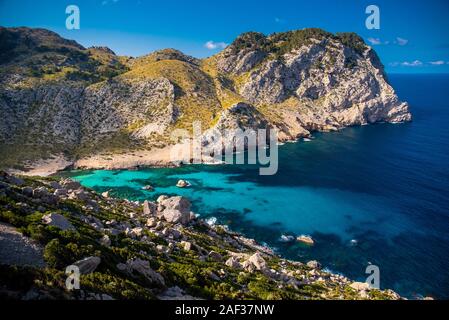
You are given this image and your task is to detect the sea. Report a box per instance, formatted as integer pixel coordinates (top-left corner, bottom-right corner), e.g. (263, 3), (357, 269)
(63, 74), (449, 299)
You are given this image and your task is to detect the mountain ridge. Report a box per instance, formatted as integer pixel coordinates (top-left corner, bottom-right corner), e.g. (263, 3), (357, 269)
(0, 26), (411, 173)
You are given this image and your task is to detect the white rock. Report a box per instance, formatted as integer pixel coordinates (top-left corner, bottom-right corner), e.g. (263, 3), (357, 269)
(247, 252), (267, 270)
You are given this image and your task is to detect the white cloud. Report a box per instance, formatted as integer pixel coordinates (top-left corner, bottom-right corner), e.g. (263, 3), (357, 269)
(275, 17), (286, 24)
(367, 37), (409, 46)
(401, 60), (423, 67)
(367, 37), (382, 45)
(429, 60), (445, 65)
(102, 0), (119, 5)
(204, 41), (228, 50)
(396, 37), (408, 46)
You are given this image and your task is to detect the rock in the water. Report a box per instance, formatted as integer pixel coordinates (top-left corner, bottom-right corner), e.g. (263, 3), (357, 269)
(297, 235), (314, 245)
(42, 213), (75, 231)
(73, 256), (101, 274)
(176, 180), (190, 188)
(279, 234), (295, 242)
(306, 260), (321, 269)
(141, 185), (154, 191)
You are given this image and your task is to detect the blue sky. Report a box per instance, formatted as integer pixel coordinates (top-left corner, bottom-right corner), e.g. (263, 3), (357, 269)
(1, 0), (448, 73)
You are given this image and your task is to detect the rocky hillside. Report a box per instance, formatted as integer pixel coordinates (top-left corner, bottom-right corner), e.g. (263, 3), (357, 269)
(0, 171), (400, 300)
(0, 27), (411, 171)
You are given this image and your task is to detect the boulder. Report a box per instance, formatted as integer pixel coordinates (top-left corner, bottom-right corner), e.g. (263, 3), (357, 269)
(99, 234), (111, 247)
(54, 188), (68, 196)
(42, 213), (75, 231)
(70, 189), (90, 201)
(225, 256), (242, 269)
(208, 251), (223, 262)
(176, 180), (190, 188)
(297, 235), (314, 245)
(159, 196), (192, 225)
(162, 209), (186, 224)
(306, 260), (321, 269)
(162, 227), (181, 240)
(143, 200), (157, 216)
(247, 252), (267, 270)
(33, 187), (50, 199)
(125, 258), (165, 287)
(22, 186), (33, 197)
(32, 187), (59, 204)
(242, 260), (256, 272)
(101, 191), (110, 198)
(59, 178), (81, 190)
(181, 241), (192, 251)
(48, 181), (62, 189)
(73, 256), (101, 274)
(126, 227), (143, 238)
(350, 282), (371, 291)
(4, 174), (24, 186)
(156, 195), (169, 203)
(146, 217), (157, 228)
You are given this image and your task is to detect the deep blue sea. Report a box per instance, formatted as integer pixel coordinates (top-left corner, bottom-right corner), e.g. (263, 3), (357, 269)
(66, 74), (449, 299)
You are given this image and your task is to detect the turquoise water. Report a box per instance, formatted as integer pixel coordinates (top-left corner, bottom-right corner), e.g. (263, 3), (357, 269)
(65, 74), (449, 299)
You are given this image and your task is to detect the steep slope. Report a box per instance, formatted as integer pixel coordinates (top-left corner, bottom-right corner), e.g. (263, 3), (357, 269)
(0, 171), (401, 300)
(0, 27), (411, 172)
(202, 30), (411, 142)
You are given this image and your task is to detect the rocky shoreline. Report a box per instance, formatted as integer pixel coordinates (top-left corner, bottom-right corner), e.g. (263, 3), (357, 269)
(0, 170), (402, 300)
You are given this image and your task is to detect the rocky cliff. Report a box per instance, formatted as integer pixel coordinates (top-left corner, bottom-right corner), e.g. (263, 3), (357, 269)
(0, 27), (411, 171)
(0, 171), (400, 300)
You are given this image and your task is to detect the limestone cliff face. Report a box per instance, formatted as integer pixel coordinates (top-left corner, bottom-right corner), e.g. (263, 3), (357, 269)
(211, 31), (411, 141)
(0, 27), (411, 169)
